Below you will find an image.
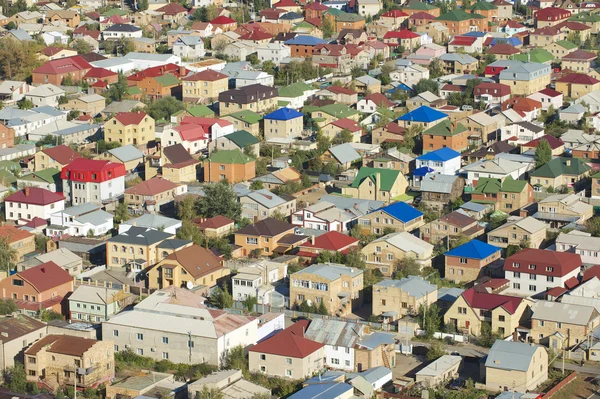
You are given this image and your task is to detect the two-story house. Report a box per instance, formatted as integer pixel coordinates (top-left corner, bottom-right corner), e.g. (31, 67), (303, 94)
(356, 201), (424, 236)
(104, 112), (155, 147)
(445, 240), (502, 283)
(420, 211), (484, 245)
(471, 177), (533, 213)
(341, 167), (408, 204)
(234, 218), (307, 257)
(487, 216), (547, 250)
(372, 276), (437, 321)
(362, 231), (434, 276)
(534, 193), (593, 228)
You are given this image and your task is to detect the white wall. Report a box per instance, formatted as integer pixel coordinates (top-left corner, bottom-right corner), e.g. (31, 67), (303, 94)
(416, 157), (460, 175)
(504, 268), (580, 297)
(5, 199), (64, 221)
(324, 344), (354, 371)
(216, 318), (259, 366)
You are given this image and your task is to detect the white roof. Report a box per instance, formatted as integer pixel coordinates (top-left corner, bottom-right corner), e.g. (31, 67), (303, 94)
(532, 300), (598, 325)
(556, 230), (600, 252)
(416, 355), (461, 377)
(27, 84), (65, 98)
(69, 285), (122, 304)
(374, 232), (434, 259)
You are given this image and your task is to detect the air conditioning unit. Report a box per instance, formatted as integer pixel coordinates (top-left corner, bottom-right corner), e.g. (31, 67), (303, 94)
(150, 348), (156, 352)
(124, 344), (130, 349)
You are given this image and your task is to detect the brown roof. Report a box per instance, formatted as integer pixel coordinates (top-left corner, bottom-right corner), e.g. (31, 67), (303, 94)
(25, 334), (99, 357)
(439, 211), (477, 228)
(183, 69), (229, 82)
(17, 261), (72, 293)
(236, 217), (295, 237)
(125, 176), (180, 196)
(0, 315), (46, 343)
(163, 144), (199, 167)
(162, 244), (223, 279)
(0, 225), (34, 244)
(41, 145), (83, 165)
(196, 215), (234, 230)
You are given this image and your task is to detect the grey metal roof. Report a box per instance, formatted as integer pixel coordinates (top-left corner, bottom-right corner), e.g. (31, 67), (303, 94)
(76, 209), (113, 226)
(439, 53), (478, 64)
(355, 331), (395, 350)
(375, 276), (436, 299)
(102, 100), (144, 114)
(328, 143), (361, 165)
(108, 226), (172, 246)
(485, 340), (540, 372)
(245, 189), (288, 208)
(304, 319), (365, 347)
(108, 145), (144, 162)
(437, 287), (465, 302)
(60, 203), (100, 216)
(355, 75), (380, 85)
(293, 263), (363, 281)
(561, 103), (586, 114)
(10, 29), (32, 41)
(416, 355), (462, 377)
(419, 174), (458, 194)
(532, 300), (598, 325)
(357, 366), (392, 385)
(318, 195), (384, 218)
(157, 238), (192, 249)
(122, 214), (180, 230)
(460, 201), (489, 212)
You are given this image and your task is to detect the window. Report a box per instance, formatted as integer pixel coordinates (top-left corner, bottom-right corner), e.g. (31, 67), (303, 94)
(260, 366), (266, 372)
(286, 358), (292, 364)
(331, 358), (340, 365)
(285, 370), (292, 377)
(12, 279), (23, 286)
(162, 352), (169, 360)
(556, 322), (562, 329)
(514, 272), (520, 278)
(547, 276), (554, 282)
(162, 337), (168, 344)
(530, 274), (536, 280)
(540, 320), (545, 327)
(246, 237), (258, 245)
(345, 360), (351, 367)
(513, 283), (520, 290)
(499, 315), (505, 322)
(260, 354), (266, 360)
(459, 258), (467, 264)
(137, 333), (143, 340)
(113, 330), (118, 337)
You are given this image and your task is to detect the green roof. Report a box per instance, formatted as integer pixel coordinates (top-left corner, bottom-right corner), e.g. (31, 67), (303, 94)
(20, 168), (60, 184)
(555, 40), (577, 50)
(226, 130), (260, 148)
(530, 157), (591, 178)
(592, 171), (600, 178)
(292, 21), (313, 30)
(188, 105), (215, 117)
(423, 120), (468, 137)
(0, 169), (16, 185)
(403, 1), (438, 10)
(337, 12), (365, 22)
(473, 176), (528, 195)
(569, 12), (600, 22)
(469, 2), (498, 10)
(324, 8), (344, 16)
(318, 103), (358, 118)
(207, 149), (254, 164)
(127, 86), (142, 95)
(227, 110), (262, 124)
(512, 48), (553, 64)
(437, 9), (483, 21)
(155, 74), (180, 86)
(102, 8), (128, 16)
(279, 81), (314, 98)
(349, 167), (400, 192)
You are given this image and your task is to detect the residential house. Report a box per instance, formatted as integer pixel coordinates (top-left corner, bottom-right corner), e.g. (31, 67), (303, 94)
(0, 261), (73, 316)
(102, 24), (143, 40)
(5, 187), (65, 222)
(105, 226), (175, 271)
(420, 211), (484, 245)
(372, 276), (437, 320)
(161, 124), (208, 155)
(396, 106), (448, 129)
(45, 10), (80, 28)
(0, 225), (35, 262)
(104, 112), (155, 146)
(416, 355), (462, 388)
(317, 86), (358, 105)
(147, 244), (228, 290)
(24, 84), (65, 107)
(471, 177), (533, 213)
(257, 42), (291, 65)
(239, 189), (297, 222)
(209, 130), (260, 158)
(362, 231), (434, 276)
(444, 288), (532, 337)
(474, 83), (511, 106)
(263, 108), (303, 141)
(148, 144), (200, 184)
(355, 201), (424, 236)
(527, 88), (564, 111)
(497, 61), (552, 96)
(530, 300), (600, 347)
(252, 167), (302, 190)
(559, 103), (586, 123)
(362, 148), (414, 176)
(234, 218), (307, 257)
(500, 121), (545, 145)
(535, 7), (572, 27)
(94, 145), (145, 174)
(415, 147), (461, 175)
(438, 53), (478, 74)
(0, 315), (46, 370)
(341, 167), (408, 204)
(555, 230), (600, 265)
(484, 341), (548, 392)
(322, 118), (363, 143)
(357, 94), (394, 114)
(290, 263), (363, 316)
(529, 157), (591, 190)
(422, 120), (470, 153)
(277, 82), (318, 109)
(487, 216), (547, 249)
(59, 94), (106, 116)
(218, 84), (278, 115)
(195, 216), (235, 238)
(296, 232), (359, 261)
(173, 36), (205, 60)
(353, 75), (381, 95)
(445, 240), (502, 283)
(534, 193), (593, 228)
(284, 35), (327, 57)
(562, 49), (597, 73)
(556, 73), (600, 97)
(119, 214), (181, 236)
(406, 91), (443, 111)
(68, 285), (130, 323)
(203, 149), (255, 183)
(291, 201), (356, 233)
(223, 111), (263, 136)
(320, 143), (362, 170)
(420, 174), (465, 210)
(124, 176), (187, 212)
(61, 159), (126, 206)
(47, 203), (113, 238)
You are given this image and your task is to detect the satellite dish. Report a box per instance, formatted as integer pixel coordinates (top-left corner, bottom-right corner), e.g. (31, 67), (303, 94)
(306, 299), (312, 307)
(186, 281), (194, 290)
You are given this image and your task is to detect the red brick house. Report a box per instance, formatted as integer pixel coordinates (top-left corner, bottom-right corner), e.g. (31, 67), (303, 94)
(296, 231), (360, 261)
(32, 56), (93, 85)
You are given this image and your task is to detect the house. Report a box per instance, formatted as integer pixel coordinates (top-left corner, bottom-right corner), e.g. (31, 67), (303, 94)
(203, 149), (255, 183)
(487, 216), (547, 249)
(59, 94), (106, 116)
(103, 24), (143, 40)
(491, 61), (552, 96)
(556, 73), (600, 98)
(94, 145), (144, 174)
(124, 176), (187, 212)
(47, 203), (113, 238)
(239, 189), (297, 221)
(362, 231), (434, 276)
(356, 200), (424, 236)
(147, 244), (228, 290)
(416, 355), (462, 388)
(277, 81), (318, 109)
(252, 167), (302, 190)
(420, 211), (484, 245)
(415, 147), (461, 175)
(17, 168), (60, 192)
(500, 121), (545, 145)
(25, 335), (113, 390)
(530, 300), (600, 347)
(0, 81), (30, 105)
(0, 225), (35, 262)
(527, 88), (564, 111)
(0, 261), (73, 316)
(296, 231), (359, 260)
(45, 10), (80, 28)
(248, 320), (324, 379)
(444, 288), (532, 337)
(290, 263), (363, 316)
(173, 36), (205, 60)
(218, 84), (278, 115)
(290, 201), (357, 232)
(209, 130), (260, 158)
(559, 103), (586, 124)
(61, 159), (126, 206)
(24, 84), (65, 107)
(119, 214), (181, 236)
(462, 157), (530, 186)
(529, 157), (591, 190)
(535, 7), (572, 27)
(406, 91), (443, 111)
(149, 144), (200, 184)
(182, 69), (229, 104)
(341, 167), (408, 204)
(534, 193), (593, 228)
(438, 53), (478, 74)
(383, 29), (421, 51)
(562, 49), (597, 73)
(397, 106), (448, 129)
(104, 112), (155, 147)
(323, 118), (363, 143)
(372, 276), (437, 320)
(68, 285), (130, 322)
(555, 230), (600, 265)
(353, 75), (381, 95)
(420, 174), (464, 209)
(179, 116), (234, 141)
(234, 218), (307, 257)
(263, 108), (303, 141)
(422, 120), (470, 153)
(195, 216), (234, 238)
(357, 93), (394, 114)
(222, 111), (262, 136)
(5, 187), (65, 222)
(103, 287), (258, 365)
(445, 240), (502, 283)
(33, 144), (82, 172)
(320, 143), (362, 170)
(106, 372), (186, 399)
(161, 124), (207, 155)
(484, 341), (548, 392)
(471, 177), (533, 213)
(474, 83), (511, 105)
(189, 370), (270, 399)
(317, 86), (358, 105)
(0, 315), (47, 370)
(257, 42), (291, 65)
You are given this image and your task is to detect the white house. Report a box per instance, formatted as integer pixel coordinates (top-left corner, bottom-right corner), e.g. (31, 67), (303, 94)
(161, 123), (208, 154)
(119, 214), (182, 235)
(278, 83), (318, 109)
(559, 103), (586, 124)
(235, 71), (274, 88)
(231, 260), (287, 306)
(390, 62), (429, 86)
(123, 52), (182, 69)
(62, 158), (126, 205)
(415, 147), (461, 175)
(503, 248), (582, 297)
(555, 230), (600, 265)
(576, 91), (600, 114)
(257, 42), (291, 65)
(500, 121), (545, 145)
(357, 93), (394, 114)
(41, 31), (69, 46)
(102, 24), (143, 40)
(25, 84), (65, 108)
(47, 203), (113, 238)
(0, 107), (67, 137)
(173, 36), (206, 59)
(461, 157), (529, 185)
(0, 81), (30, 105)
(291, 201), (355, 232)
(528, 88), (563, 111)
(5, 187), (65, 222)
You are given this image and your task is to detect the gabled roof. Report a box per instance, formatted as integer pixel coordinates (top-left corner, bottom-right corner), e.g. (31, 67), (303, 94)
(449, 36), (477, 46)
(557, 72), (600, 84)
(397, 106), (448, 123)
(41, 145), (82, 165)
(523, 134), (564, 150)
(349, 167), (401, 192)
(162, 244), (222, 279)
(378, 202), (423, 223)
(5, 187), (64, 206)
(300, 231), (359, 251)
(284, 35), (327, 45)
(114, 112), (148, 126)
(535, 7), (571, 20)
(210, 15), (237, 25)
(504, 248), (581, 277)
(488, 43), (521, 55)
(530, 157), (590, 178)
(417, 147), (460, 162)
(196, 215), (234, 230)
(17, 261), (72, 293)
(384, 29), (419, 39)
(563, 49), (597, 61)
(445, 240), (500, 260)
(183, 69), (228, 82)
(124, 176), (180, 196)
(461, 287), (523, 314)
(485, 341), (540, 372)
(236, 217), (294, 237)
(249, 320), (323, 358)
(207, 149), (253, 164)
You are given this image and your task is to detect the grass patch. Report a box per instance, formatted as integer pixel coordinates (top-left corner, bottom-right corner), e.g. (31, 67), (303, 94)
(393, 191), (420, 202)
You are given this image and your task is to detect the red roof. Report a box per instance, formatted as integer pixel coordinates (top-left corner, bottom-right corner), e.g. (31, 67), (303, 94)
(501, 97), (542, 112)
(304, 1), (329, 10)
(41, 145), (83, 165)
(125, 176), (181, 196)
(61, 159), (127, 183)
(300, 231), (358, 251)
(24, 217), (48, 229)
(546, 286), (567, 298)
(5, 188), (64, 206)
(273, 0), (298, 6)
(239, 29), (272, 41)
(327, 85), (356, 95)
(556, 20), (592, 31)
(156, 2), (188, 15)
(461, 288), (523, 314)
(487, 43), (521, 55)
(249, 320), (323, 358)
(210, 15), (237, 25)
(91, 81), (108, 88)
(41, 47), (68, 56)
(504, 248), (581, 278)
(384, 29), (419, 39)
(33, 56), (92, 75)
(84, 67), (117, 79)
(537, 88), (562, 97)
(363, 93), (394, 108)
(173, 123), (207, 141)
(556, 72), (600, 85)
(17, 261), (72, 293)
(410, 11), (435, 20)
(523, 134), (564, 149)
(0, 225), (34, 244)
(382, 9), (408, 17)
(532, 26), (561, 36)
(180, 116), (233, 131)
(330, 118), (362, 132)
(114, 112), (148, 126)
(562, 49), (597, 61)
(449, 36), (477, 46)
(474, 82), (511, 97)
(564, 276), (580, 289)
(534, 7), (571, 21)
(582, 265), (600, 282)
(441, 84), (463, 92)
(183, 69), (228, 82)
(127, 63), (185, 82)
(505, 20), (525, 28)
(196, 215), (234, 230)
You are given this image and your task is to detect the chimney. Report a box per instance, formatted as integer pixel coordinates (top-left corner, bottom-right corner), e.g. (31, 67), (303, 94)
(25, 187), (30, 197)
(353, 203), (358, 210)
(311, 235), (315, 245)
(41, 267), (45, 273)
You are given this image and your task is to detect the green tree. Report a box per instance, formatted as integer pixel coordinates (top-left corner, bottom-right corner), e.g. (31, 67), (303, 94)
(426, 341), (445, 361)
(344, 247), (366, 270)
(321, 16), (334, 39)
(39, 309), (63, 321)
(96, 140), (121, 154)
(209, 282), (233, 309)
(196, 386), (224, 399)
(114, 201), (130, 223)
(418, 303), (442, 338)
(177, 195), (198, 221)
(117, 38), (135, 55)
(72, 39), (91, 54)
(104, 73), (128, 103)
(317, 300), (328, 315)
(104, 40), (115, 55)
(146, 96), (185, 121)
(250, 180), (264, 190)
(35, 235), (48, 253)
(137, 0), (149, 10)
(58, 95), (69, 105)
(478, 321), (501, 347)
(242, 295), (258, 313)
(0, 237), (17, 273)
(535, 138), (552, 168)
(196, 181), (242, 222)
(5, 21), (16, 30)
(429, 58), (443, 78)
(394, 256), (421, 279)
(223, 345), (247, 371)
(17, 98), (33, 110)
(0, 299), (18, 314)
(586, 216), (600, 237)
(36, 135), (64, 147)
(333, 128), (354, 144)
(351, 66), (365, 79)
(414, 78), (440, 95)
(0, 37), (43, 80)
(4, 363), (27, 393)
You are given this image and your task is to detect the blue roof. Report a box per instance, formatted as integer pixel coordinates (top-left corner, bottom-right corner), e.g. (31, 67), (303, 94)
(264, 107), (303, 121)
(491, 37), (522, 46)
(288, 382), (353, 399)
(445, 240), (501, 260)
(416, 147), (460, 162)
(397, 106), (448, 123)
(413, 166), (434, 177)
(463, 31), (488, 37)
(284, 35), (327, 46)
(378, 202), (423, 223)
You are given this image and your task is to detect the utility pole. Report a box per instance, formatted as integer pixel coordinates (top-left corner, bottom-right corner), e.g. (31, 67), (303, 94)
(74, 361), (77, 399)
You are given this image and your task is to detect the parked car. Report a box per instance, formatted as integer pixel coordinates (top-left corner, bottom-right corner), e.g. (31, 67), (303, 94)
(449, 378), (466, 390)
